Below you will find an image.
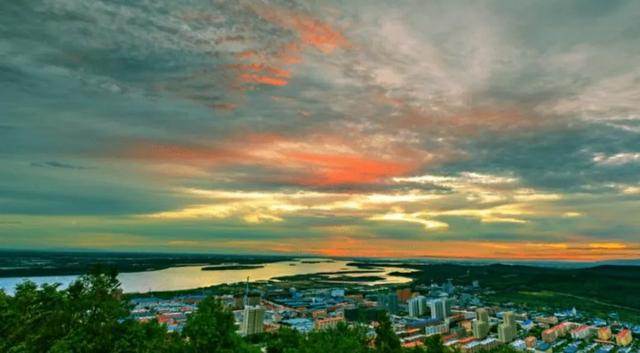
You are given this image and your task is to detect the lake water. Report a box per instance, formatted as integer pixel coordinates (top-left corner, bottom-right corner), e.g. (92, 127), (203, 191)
(0, 259), (415, 294)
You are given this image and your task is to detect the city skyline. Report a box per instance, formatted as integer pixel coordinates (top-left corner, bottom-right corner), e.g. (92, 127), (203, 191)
(2, 0), (640, 260)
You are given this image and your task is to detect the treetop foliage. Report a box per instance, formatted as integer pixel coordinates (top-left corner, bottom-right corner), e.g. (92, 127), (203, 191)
(0, 269), (515, 353)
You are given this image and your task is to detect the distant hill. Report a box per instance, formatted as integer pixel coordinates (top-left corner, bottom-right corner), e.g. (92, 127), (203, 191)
(0, 250), (292, 277)
(381, 262), (640, 312)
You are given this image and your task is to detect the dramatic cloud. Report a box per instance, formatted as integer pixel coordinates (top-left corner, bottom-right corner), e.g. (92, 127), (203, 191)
(1, 0), (640, 260)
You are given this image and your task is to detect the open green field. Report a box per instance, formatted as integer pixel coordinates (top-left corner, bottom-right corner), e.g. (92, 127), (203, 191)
(488, 290), (640, 322)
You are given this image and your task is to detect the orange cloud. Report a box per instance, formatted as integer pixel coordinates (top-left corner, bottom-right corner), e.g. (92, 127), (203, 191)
(252, 4), (350, 54)
(229, 63), (291, 87)
(239, 73), (288, 87)
(287, 151), (414, 185)
(273, 236), (640, 261)
(236, 50), (257, 60)
(278, 42), (303, 65)
(127, 142), (238, 163)
(227, 63), (290, 78)
(121, 133), (419, 186)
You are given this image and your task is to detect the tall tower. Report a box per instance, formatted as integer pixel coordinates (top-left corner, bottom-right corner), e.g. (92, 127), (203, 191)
(241, 276), (265, 336)
(408, 296), (427, 317)
(242, 305), (265, 336)
(429, 298), (451, 320)
(498, 311), (517, 343)
(243, 276), (249, 307)
(472, 308), (490, 339)
(378, 292), (399, 314)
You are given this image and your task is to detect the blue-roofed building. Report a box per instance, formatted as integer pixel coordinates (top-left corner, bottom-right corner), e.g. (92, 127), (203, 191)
(282, 318), (314, 333)
(405, 318), (441, 329)
(564, 345), (578, 353)
(520, 320), (534, 330)
(536, 341), (552, 353)
(511, 339), (526, 351)
(596, 344), (614, 353)
(593, 319), (607, 327)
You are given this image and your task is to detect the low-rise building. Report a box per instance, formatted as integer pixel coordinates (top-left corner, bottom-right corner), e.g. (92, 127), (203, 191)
(525, 336), (537, 348)
(314, 316), (344, 331)
(571, 325), (593, 340)
(542, 322), (573, 342)
(536, 342), (552, 353)
(461, 338), (500, 353)
(542, 328), (558, 343)
(425, 320), (449, 336)
(282, 318), (314, 333)
(535, 316), (559, 326)
(511, 339), (526, 351)
(616, 329), (633, 346)
(598, 327), (612, 341)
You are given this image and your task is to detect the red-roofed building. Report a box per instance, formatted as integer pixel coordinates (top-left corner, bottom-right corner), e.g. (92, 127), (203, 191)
(616, 329), (633, 346)
(598, 327), (612, 341)
(571, 325), (593, 340)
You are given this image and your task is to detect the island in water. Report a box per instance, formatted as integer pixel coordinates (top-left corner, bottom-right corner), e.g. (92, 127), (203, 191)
(201, 264), (264, 271)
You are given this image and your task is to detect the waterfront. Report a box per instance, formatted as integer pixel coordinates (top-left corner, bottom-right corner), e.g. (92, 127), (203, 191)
(0, 258), (414, 294)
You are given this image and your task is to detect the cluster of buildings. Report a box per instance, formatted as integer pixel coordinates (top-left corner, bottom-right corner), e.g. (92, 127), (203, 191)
(130, 295), (204, 333)
(128, 277), (639, 353)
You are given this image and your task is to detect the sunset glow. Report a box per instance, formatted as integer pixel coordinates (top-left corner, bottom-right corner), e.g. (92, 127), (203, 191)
(2, 0), (640, 261)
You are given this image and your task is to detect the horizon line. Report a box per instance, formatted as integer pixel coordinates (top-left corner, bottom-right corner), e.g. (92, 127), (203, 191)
(1, 247), (639, 265)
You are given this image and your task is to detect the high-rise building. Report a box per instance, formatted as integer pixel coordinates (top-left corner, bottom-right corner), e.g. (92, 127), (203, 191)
(445, 298), (452, 315)
(241, 305), (265, 336)
(472, 308), (490, 339)
(247, 293), (261, 306)
(498, 312), (517, 343)
(477, 308), (489, 322)
(430, 298), (452, 320)
(234, 293), (245, 309)
(378, 292), (399, 314)
(445, 279), (455, 294)
(408, 296), (428, 317)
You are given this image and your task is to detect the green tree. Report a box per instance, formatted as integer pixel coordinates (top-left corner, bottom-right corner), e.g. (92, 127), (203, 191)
(57, 267), (131, 353)
(374, 314), (401, 353)
(305, 323), (371, 353)
(266, 327), (304, 353)
(266, 323), (372, 353)
(424, 335), (445, 353)
(0, 267), (172, 353)
(111, 320), (184, 353)
(182, 296), (257, 353)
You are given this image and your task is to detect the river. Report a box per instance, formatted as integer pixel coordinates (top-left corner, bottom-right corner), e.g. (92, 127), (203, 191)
(0, 258), (414, 294)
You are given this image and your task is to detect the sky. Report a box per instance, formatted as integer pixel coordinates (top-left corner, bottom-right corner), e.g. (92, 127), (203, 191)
(1, 0), (640, 261)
